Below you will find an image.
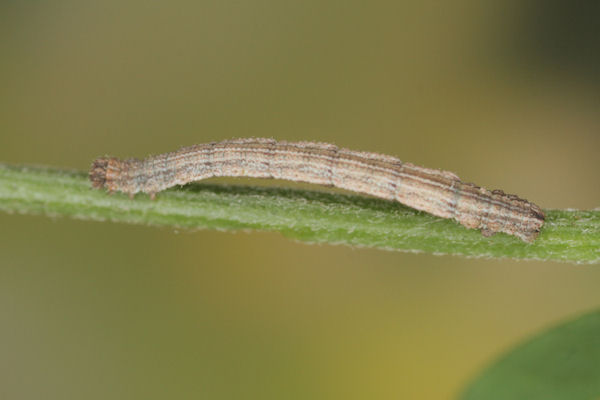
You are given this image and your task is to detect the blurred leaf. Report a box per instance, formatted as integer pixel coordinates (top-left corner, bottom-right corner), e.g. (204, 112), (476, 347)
(460, 310), (600, 400)
(0, 164), (598, 264)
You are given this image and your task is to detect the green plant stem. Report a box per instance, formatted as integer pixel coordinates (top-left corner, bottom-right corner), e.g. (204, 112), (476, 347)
(0, 164), (598, 263)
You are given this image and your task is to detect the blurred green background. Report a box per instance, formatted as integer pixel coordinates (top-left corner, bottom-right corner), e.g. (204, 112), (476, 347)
(1, 1), (599, 398)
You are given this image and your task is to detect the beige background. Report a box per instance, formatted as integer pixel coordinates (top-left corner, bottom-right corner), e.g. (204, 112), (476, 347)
(1, 1), (599, 398)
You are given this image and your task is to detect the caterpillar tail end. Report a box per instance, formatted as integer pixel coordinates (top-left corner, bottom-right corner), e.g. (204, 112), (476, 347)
(89, 157), (110, 189)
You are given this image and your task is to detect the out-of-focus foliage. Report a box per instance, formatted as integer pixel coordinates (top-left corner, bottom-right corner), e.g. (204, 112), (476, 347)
(462, 310), (600, 399)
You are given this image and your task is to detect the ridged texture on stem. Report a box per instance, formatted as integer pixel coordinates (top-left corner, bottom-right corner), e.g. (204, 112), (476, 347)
(1, 164), (597, 263)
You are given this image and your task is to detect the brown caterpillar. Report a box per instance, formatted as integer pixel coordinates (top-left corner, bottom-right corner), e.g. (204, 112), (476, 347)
(90, 138), (545, 242)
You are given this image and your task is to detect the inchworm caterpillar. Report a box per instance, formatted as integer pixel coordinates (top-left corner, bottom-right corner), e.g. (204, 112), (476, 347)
(90, 138), (545, 242)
